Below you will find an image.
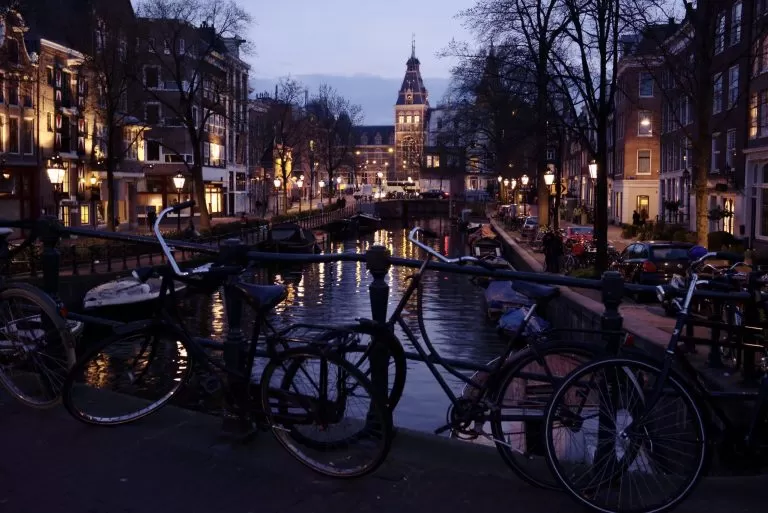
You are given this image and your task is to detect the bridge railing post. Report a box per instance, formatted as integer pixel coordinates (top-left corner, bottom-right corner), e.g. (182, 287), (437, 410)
(600, 271), (624, 351)
(40, 216), (62, 302)
(219, 237), (249, 435)
(366, 245), (391, 404)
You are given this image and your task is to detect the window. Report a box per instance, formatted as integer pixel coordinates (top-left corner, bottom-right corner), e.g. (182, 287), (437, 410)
(726, 129), (736, 169)
(715, 12), (726, 53)
(8, 118), (18, 153)
(8, 81), (18, 105)
(426, 155), (440, 167)
(638, 72), (653, 97)
(146, 140), (161, 161)
(712, 135), (720, 172)
(637, 150), (651, 175)
(0, 116), (4, 152)
(22, 119), (33, 155)
(406, 115), (412, 123)
(145, 103), (160, 125)
(638, 111), (652, 136)
(713, 73), (723, 113)
(144, 67), (160, 88)
(728, 65), (739, 108)
(0, 76), (3, 103)
(398, 115), (404, 124)
(179, 39), (185, 54)
(414, 115), (421, 124)
(731, 2), (742, 46)
(163, 39), (171, 54)
(751, 92), (759, 138)
(761, 90), (768, 137)
(148, 37), (155, 52)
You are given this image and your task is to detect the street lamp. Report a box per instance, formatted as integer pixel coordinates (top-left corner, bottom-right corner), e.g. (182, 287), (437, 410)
(319, 179), (326, 207)
(588, 160), (598, 209)
(297, 179), (304, 213)
(520, 174), (530, 216)
(172, 172), (186, 233)
(46, 153), (65, 220)
(544, 168), (555, 186)
(503, 178), (509, 203)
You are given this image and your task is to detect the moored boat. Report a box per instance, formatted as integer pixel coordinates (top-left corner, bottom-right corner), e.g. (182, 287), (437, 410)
(257, 222), (319, 253)
(483, 280), (532, 321)
(349, 213), (381, 233)
(83, 275), (188, 320)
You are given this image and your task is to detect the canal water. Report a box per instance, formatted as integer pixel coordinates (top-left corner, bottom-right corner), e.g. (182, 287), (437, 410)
(181, 217), (507, 433)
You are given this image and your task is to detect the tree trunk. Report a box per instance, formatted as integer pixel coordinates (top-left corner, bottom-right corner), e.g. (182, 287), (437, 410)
(536, 54), (550, 228)
(106, 161), (116, 231)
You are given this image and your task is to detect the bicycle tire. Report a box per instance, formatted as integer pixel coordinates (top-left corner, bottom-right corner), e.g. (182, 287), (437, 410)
(489, 340), (604, 490)
(544, 356), (707, 513)
(261, 347), (393, 478)
(62, 323), (193, 426)
(0, 282), (76, 408)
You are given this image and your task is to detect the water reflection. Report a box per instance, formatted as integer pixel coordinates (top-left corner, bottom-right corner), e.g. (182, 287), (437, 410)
(184, 218), (506, 433)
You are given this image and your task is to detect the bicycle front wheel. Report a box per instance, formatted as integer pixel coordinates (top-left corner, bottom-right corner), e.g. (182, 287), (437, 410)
(490, 340), (602, 490)
(0, 283), (76, 408)
(544, 357), (707, 513)
(261, 348), (393, 478)
(62, 324), (192, 425)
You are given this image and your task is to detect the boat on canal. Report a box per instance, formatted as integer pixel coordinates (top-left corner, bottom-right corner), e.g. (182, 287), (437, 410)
(483, 280), (533, 321)
(349, 213), (381, 234)
(83, 275), (189, 319)
(256, 222), (320, 253)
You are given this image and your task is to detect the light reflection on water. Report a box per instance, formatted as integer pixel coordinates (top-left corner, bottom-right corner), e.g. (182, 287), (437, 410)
(186, 218), (507, 433)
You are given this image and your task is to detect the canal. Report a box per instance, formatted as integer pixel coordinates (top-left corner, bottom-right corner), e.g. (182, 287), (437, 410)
(182, 217), (507, 433)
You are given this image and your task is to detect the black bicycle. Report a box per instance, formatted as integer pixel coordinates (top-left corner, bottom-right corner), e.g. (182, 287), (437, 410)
(61, 201), (393, 478)
(543, 251), (768, 513)
(321, 227), (629, 489)
(0, 218), (79, 408)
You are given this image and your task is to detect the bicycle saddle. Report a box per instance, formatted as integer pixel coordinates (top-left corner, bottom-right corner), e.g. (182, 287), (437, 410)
(235, 283), (287, 311)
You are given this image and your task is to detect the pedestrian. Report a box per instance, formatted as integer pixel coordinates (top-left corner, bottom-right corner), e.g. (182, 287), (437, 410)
(632, 210), (641, 226)
(550, 233), (564, 273)
(542, 230), (555, 272)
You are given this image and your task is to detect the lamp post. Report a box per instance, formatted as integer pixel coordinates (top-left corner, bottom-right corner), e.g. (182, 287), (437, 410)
(521, 174), (530, 216)
(544, 168), (555, 226)
(497, 175), (503, 202)
(297, 179), (304, 213)
(273, 178), (281, 215)
(503, 178), (509, 203)
(318, 179), (325, 207)
(172, 172), (186, 233)
(89, 174), (99, 227)
(46, 153), (65, 220)
(377, 171), (383, 200)
(588, 160), (598, 225)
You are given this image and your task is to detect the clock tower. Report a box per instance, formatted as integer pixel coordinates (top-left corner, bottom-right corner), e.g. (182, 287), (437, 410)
(394, 36), (429, 182)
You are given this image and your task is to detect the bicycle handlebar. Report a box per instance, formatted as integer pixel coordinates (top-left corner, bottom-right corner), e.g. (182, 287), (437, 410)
(408, 227), (491, 269)
(153, 201), (196, 277)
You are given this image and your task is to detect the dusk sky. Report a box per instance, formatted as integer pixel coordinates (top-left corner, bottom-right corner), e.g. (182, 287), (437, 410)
(242, 0), (475, 79)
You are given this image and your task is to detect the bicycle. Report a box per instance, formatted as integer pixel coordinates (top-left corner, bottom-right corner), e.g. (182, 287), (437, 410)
(0, 217), (78, 408)
(320, 226), (630, 489)
(61, 201), (393, 478)
(542, 251), (768, 513)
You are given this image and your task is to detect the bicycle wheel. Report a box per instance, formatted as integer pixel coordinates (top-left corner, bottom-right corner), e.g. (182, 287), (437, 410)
(261, 348), (393, 478)
(62, 324), (192, 425)
(0, 282), (76, 408)
(544, 357), (707, 513)
(490, 340), (602, 489)
(281, 323), (407, 412)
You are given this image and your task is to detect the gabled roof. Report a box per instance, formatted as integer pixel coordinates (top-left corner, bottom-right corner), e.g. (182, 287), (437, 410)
(396, 38), (429, 107)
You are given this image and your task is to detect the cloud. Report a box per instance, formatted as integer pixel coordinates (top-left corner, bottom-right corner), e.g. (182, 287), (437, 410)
(250, 74), (451, 125)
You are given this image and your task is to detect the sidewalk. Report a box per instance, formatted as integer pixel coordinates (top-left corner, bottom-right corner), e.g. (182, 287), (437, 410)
(2, 393), (766, 513)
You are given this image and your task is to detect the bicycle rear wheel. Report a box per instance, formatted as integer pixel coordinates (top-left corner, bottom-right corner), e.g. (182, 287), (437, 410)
(0, 283), (76, 408)
(62, 324), (192, 425)
(544, 357), (707, 513)
(490, 340), (601, 489)
(261, 348), (393, 478)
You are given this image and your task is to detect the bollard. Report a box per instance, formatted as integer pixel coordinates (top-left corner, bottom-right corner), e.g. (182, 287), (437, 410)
(219, 238), (248, 436)
(600, 271), (624, 352)
(40, 216), (61, 301)
(366, 245), (391, 407)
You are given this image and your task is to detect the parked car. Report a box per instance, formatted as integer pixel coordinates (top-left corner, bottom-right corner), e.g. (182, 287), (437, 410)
(563, 225), (594, 246)
(420, 189), (448, 199)
(613, 241), (693, 287)
(520, 216), (538, 239)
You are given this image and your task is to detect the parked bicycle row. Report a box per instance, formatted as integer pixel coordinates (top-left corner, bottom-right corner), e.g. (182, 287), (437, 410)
(0, 205), (767, 512)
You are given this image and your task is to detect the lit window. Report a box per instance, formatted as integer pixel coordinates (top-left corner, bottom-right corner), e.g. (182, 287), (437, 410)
(637, 150), (651, 175)
(638, 111), (652, 136)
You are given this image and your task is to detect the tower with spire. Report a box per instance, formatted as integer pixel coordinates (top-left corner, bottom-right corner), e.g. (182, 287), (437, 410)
(394, 35), (429, 182)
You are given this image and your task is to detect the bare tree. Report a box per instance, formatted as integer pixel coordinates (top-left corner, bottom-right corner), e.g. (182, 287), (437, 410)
(270, 77), (307, 214)
(88, 4), (148, 231)
(306, 84), (363, 196)
(135, 0), (251, 230)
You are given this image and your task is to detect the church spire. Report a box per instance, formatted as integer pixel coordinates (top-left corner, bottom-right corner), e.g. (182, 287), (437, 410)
(411, 33), (415, 59)
(397, 36), (428, 106)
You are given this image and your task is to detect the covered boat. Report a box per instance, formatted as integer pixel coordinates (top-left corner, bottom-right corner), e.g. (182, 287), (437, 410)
(258, 222), (319, 253)
(483, 280), (532, 321)
(349, 213), (381, 233)
(83, 275), (188, 318)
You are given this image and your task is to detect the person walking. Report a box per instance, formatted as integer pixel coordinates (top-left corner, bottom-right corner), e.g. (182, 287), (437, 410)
(542, 230), (555, 272)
